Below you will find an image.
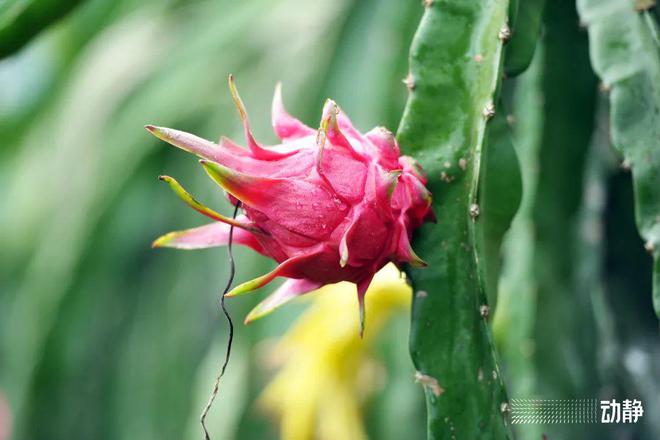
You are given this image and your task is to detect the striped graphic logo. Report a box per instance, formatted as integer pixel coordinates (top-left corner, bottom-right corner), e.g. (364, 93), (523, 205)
(510, 399), (599, 424)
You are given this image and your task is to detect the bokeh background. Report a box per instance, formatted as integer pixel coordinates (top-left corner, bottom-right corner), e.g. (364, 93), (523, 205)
(1, 1), (658, 439)
(0, 0), (426, 439)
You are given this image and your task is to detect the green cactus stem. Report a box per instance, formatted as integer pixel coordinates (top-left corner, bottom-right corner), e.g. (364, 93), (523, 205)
(492, 47), (544, 440)
(397, 0), (515, 437)
(475, 113), (521, 309)
(504, 0), (545, 77)
(496, 3), (605, 437)
(577, 0), (660, 318)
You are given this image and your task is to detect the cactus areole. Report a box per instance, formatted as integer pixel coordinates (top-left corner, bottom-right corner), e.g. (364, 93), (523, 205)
(146, 76), (434, 330)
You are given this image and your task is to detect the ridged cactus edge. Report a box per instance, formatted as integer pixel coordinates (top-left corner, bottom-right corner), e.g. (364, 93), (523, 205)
(397, 0), (514, 438)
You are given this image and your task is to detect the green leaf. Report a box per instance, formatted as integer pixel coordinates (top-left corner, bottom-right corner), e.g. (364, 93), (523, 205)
(577, 0), (660, 317)
(397, 1), (514, 437)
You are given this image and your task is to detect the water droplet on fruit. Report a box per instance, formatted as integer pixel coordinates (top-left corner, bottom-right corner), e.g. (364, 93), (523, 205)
(333, 198), (347, 210)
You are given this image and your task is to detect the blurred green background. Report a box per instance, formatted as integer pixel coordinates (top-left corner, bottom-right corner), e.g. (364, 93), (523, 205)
(0, 0), (425, 439)
(0, 0), (658, 439)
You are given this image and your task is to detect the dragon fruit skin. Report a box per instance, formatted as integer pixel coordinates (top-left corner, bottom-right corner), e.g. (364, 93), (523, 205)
(147, 76), (434, 330)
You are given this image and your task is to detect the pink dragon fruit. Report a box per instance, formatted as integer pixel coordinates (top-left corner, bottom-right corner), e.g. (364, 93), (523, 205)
(146, 75), (434, 331)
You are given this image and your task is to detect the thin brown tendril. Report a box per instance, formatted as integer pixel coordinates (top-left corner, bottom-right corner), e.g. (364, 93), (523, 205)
(200, 201), (240, 440)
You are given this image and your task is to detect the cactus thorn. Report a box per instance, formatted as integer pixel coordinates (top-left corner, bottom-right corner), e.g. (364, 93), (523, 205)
(644, 240), (655, 254)
(403, 73), (415, 91)
(416, 290), (428, 299)
(506, 114), (515, 125)
(469, 203), (480, 219)
(598, 82), (612, 93)
(480, 304), (489, 318)
(474, 54), (483, 63)
(458, 158), (467, 170)
(621, 159), (632, 171)
(498, 24), (511, 43)
(500, 402), (510, 414)
(414, 372), (444, 396)
(482, 101), (495, 120)
(422, 0), (434, 7)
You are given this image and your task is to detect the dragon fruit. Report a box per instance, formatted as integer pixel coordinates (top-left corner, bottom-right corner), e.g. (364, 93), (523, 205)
(146, 75), (434, 331)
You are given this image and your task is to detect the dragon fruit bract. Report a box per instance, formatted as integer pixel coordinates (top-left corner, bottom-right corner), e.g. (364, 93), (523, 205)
(146, 76), (434, 331)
